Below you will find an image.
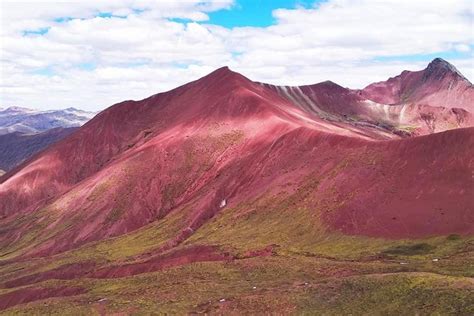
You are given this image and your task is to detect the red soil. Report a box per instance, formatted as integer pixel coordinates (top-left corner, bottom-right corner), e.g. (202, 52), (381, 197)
(3, 244), (288, 290)
(4, 262), (97, 288)
(0, 286), (86, 311)
(3, 246), (231, 288)
(322, 127), (474, 237)
(92, 245), (233, 278)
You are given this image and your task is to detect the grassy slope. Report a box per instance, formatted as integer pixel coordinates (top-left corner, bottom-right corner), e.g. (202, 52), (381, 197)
(2, 256), (473, 315)
(1, 187), (473, 314)
(1, 131), (473, 314)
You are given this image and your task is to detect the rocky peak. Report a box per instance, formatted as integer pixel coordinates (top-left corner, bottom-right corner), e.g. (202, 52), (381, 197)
(423, 58), (468, 83)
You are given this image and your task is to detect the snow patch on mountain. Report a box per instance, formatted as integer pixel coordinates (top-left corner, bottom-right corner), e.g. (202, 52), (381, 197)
(0, 107), (96, 135)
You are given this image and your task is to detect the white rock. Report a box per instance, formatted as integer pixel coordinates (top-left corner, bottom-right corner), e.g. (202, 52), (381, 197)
(219, 199), (227, 208)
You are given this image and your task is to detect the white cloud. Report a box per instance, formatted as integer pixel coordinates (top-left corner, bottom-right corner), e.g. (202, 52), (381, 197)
(0, 0), (473, 111)
(454, 44), (471, 52)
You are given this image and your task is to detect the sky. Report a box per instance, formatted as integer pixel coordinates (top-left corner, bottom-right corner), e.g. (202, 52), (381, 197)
(0, 0), (473, 111)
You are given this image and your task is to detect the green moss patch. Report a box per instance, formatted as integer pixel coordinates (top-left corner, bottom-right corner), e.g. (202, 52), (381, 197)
(382, 243), (436, 256)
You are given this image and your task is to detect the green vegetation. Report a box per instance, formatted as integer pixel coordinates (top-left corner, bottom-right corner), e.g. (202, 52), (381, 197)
(3, 254), (473, 315)
(447, 234), (462, 241)
(299, 272), (474, 315)
(382, 243), (436, 256)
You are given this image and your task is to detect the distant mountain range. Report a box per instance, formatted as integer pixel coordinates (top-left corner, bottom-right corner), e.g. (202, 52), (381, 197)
(0, 127), (77, 172)
(0, 106), (95, 135)
(0, 107), (95, 173)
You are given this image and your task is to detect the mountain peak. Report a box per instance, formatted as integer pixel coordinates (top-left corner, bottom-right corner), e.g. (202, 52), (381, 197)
(428, 57), (450, 65)
(1, 106), (37, 114)
(424, 57), (467, 82)
(206, 66), (240, 79)
(215, 65), (231, 72)
(4, 106), (33, 112)
(193, 66), (251, 90)
(427, 58), (455, 71)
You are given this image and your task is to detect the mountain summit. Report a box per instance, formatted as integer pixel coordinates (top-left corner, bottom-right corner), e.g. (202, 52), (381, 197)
(362, 58), (473, 111)
(424, 57), (468, 81)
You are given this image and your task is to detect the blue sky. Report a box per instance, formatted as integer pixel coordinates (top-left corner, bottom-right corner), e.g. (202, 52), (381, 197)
(207, 0), (317, 27)
(1, 0), (472, 110)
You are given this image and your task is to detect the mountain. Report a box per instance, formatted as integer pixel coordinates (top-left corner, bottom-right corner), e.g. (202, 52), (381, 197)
(0, 60), (473, 314)
(362, 58), (473, 111)
(0, 106), (95, 135)
(0, 127), (77, 172)
(0, 106), (95, 172)
(263, 58), (474, 136)
(357, 59), (474, 135)
(360, 58), (474, 134)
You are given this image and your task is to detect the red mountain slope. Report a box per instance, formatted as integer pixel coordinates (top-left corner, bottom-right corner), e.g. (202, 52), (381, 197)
(0, 67), (398, 219)
(0, 62), (473, 261)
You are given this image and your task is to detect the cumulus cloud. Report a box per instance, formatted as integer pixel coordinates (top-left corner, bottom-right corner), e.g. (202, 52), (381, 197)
(0, 0), (472, 110)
